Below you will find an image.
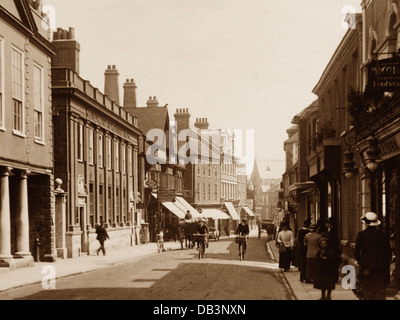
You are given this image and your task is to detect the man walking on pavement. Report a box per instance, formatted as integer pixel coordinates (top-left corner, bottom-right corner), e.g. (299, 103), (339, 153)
(354, 212), (392, 300)
(96, 222), (110, 256)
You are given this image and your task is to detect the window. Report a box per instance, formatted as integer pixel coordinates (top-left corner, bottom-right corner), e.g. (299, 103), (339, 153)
(128, 147), (132, 176)
(99, 184), (104, 223)
(107, 138), (112, 170)
(208, 184), (211, 201)
(121, 145), (126, 174)
(202, 183), (206, 201)
(88, 129), (94, 165)
(197, 183), (200, 202)
(78, 124), (83, 161)
(115, 141), (119, 172)
(0, 37), (4, 129)
(33, 64), (44, 141)
(214, 184), (218, 201)
(98, 134), (103, 167)
(12, 47), (24, 134)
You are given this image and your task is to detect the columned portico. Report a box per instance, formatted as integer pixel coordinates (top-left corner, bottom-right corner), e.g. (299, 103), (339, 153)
(0, 166), (34, 269)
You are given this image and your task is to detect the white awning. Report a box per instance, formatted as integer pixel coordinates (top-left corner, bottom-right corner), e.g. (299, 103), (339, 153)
(201, 208), (230, 220)
(224, 202), (240, 220)
(175, 196), (202, 218)
(161, 202), (186, 219)
(243, 206), (255, 217)
(152, 193), (187, 219)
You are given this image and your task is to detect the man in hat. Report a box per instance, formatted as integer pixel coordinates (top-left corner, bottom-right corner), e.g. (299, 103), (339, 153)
(354, 212), (392, 300)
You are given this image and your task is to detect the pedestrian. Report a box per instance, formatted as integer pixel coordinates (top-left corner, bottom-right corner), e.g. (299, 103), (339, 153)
(297, 219), (311, 282)
(277, 221), (294, 272)
(323, 217), (341, 281)
(185, 210), (193, 220)
(314, 237), (338, 300)
(96, 222), (110, 256)
(354, 212), (392, 300)
(304, 224), (322, 283)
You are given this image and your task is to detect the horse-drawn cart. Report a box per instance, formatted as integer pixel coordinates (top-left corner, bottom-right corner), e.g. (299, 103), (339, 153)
(178, 219), (209, 249)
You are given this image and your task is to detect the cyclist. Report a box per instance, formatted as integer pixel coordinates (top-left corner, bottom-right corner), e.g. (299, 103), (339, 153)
(196, 219), (208, 254)
(236, 218), (250, 254)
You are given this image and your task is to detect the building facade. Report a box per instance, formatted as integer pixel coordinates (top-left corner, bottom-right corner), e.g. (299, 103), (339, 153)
(0, 0), (56, 268)
(52, 29), (143, 258)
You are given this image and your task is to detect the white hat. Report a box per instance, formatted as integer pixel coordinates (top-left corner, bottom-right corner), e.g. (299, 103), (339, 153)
(361, 212), (381, 226)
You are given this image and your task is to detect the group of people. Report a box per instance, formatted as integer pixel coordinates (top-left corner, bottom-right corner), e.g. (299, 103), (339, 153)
(277, 212), (392, 300)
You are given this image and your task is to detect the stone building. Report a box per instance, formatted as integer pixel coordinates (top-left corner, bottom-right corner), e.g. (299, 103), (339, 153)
(51, 28), (143, 258)
(0, 0), (56, 268)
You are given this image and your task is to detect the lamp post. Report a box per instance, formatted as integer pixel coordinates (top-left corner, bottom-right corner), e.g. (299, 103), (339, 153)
(365, 137), (380, 173)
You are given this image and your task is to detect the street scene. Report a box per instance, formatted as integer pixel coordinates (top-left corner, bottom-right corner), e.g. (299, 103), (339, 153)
(0, 233), (293, 300)
(1, 0), (400, 307)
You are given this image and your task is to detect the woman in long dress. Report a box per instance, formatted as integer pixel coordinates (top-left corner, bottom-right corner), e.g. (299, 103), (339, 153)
(277, 222), (294, 272)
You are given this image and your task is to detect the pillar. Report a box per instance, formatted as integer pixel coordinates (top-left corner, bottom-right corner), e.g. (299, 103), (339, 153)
(15, 170), (32, 258)
(55, 178), (68, 259)
(0, 167), (13, 263)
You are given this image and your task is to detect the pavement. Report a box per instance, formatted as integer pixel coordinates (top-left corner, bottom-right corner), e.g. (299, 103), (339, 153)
(266, 240), (398, 300)
(0, 240), (183, 292)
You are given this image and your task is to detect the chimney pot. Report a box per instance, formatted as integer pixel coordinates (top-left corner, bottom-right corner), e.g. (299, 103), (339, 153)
(68, 27), (75, 39)
(112, 65), (116, 69)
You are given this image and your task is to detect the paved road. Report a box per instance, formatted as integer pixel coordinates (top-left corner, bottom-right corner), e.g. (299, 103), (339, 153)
(0, 236), (294, 300)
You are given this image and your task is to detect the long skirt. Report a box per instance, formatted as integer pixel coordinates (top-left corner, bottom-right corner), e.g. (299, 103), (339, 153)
(306, 258), (317, 281)
(279, 247), (293, 270)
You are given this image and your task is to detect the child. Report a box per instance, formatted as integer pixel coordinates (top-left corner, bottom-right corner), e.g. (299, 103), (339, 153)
(313, 237), (339, 300)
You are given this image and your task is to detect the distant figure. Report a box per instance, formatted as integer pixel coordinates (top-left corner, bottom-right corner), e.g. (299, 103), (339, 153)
(236, 218), (250, 253)
(304, 224), (322, 282)
(96, 222), (110, 256)
(185, 210), (193, 220)
(297, 219), (311, 282)
(354, 212), (392, 300)
(277, 221), (294, 272)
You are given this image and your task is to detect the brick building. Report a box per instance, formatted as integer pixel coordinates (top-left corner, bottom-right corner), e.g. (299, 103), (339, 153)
(51, 28), (143, 258)
(0, 0), (56, 268)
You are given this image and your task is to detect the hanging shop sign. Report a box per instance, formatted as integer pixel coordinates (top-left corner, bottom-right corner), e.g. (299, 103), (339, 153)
(368, 58), (400, 91)
(157, 189), (176, 203)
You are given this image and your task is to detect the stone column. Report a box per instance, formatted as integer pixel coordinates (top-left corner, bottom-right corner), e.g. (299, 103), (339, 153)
(55, 179), (68, 259)
(0, 167), (14, 267)
(15, 170), (32, 258)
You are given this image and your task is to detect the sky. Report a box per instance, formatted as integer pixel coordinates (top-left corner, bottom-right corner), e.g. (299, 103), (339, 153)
(42, 0), (363, 175)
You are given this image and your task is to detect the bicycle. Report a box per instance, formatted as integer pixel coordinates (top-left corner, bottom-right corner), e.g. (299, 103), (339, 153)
(235, 235), (248, 261)
(157, 232), (164, 253)
(193, 233), (206, 260)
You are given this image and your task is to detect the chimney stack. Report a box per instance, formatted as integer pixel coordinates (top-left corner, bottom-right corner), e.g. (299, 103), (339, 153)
(146, 96), (159, 108)
(194, 118), (209, 130)
(104, 65), (120, 105)
(52, 27), (80, 74)
(174, 108), (191, 133)
(123, 78), (137, 110)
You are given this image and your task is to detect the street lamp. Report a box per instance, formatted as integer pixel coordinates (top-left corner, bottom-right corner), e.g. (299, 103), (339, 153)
(343, 149), (357, 179)
(365, 137), (380, 172)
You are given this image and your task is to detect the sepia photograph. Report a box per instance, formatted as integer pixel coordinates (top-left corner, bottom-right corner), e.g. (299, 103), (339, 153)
(0, 0), (399, 309)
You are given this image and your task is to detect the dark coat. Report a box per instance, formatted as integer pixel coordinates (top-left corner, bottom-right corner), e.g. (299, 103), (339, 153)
(96, 225), (110, 242)
(314, 245), (338, 290)
(236, 223), (249, 236)
(354, 227), (391, 284)
(196, 224), (208, 235)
